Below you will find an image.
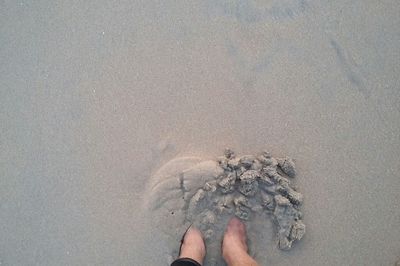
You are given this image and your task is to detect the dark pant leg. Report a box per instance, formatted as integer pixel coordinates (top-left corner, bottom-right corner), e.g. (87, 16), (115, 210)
(171, 257), (201, 266)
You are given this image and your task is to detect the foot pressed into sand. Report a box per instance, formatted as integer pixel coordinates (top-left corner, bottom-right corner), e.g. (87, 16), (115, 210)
(179, 227), (206, 265)
(178, 218), (259, 266)
(222, 218), (260, 266)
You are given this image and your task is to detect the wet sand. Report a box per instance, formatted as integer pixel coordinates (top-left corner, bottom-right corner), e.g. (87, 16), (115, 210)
(1, 1), (399, 265)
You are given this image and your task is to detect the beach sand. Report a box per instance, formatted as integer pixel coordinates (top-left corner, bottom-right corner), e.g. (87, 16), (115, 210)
(1, 1), (399, 265)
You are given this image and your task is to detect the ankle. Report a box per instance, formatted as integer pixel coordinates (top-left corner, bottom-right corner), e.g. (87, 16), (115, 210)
(222, 251), (258, 266)
(179, 247), (204, 265)
(223, 248), (250, 266)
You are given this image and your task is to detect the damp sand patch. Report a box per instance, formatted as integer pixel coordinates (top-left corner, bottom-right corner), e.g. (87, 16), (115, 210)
(143, 149), (305, 265)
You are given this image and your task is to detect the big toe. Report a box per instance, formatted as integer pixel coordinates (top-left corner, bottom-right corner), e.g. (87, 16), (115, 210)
(183, 227), (204, 246)
(228, 217), (245, 230)
(226, 217), (246, 238)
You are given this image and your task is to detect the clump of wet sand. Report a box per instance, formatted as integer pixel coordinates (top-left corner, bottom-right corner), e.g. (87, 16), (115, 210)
(144, 149), (305, 265)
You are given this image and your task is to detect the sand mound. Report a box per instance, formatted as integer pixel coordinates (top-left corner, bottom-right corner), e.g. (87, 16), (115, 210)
(143, 149), (306, 265)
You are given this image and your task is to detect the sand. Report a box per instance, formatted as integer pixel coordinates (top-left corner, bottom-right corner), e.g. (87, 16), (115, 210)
(1, 0), (400, 265)
(145, 150), (306, 265)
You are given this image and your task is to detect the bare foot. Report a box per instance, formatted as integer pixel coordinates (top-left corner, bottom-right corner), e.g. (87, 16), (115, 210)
(222, 218), (259, 266)
(179, 227), (206, 265)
